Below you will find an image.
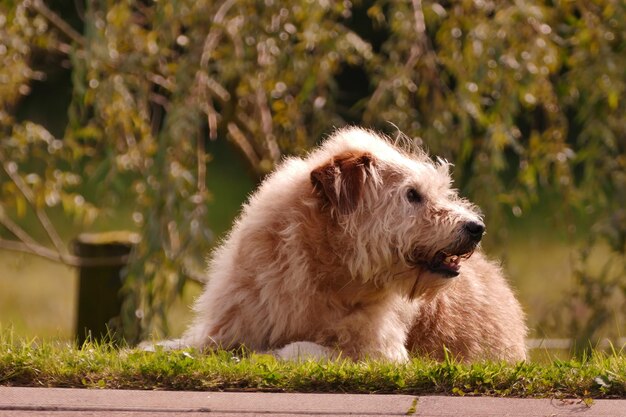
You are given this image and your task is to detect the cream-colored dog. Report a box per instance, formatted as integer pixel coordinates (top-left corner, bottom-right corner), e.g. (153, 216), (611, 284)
(156, 127), (526, 362)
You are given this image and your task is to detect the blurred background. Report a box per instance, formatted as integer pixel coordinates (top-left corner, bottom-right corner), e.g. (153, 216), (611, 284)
(0, 0), (624, 358)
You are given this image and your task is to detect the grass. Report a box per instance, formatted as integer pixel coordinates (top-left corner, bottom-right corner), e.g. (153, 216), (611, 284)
(0, 333), (624, 398)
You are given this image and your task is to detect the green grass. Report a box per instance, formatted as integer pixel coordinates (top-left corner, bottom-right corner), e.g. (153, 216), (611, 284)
(0, 333), (624, 398)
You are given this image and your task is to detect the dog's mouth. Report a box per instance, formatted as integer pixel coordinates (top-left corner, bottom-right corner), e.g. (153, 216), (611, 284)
(426, 250), (475, 277)
(407, 248), (476, 278)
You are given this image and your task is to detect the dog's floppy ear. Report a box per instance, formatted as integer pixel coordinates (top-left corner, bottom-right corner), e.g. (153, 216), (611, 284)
(310, 151), (375, 215)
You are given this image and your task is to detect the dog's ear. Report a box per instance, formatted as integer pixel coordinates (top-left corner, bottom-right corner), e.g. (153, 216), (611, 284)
(310, 151), (375, 215)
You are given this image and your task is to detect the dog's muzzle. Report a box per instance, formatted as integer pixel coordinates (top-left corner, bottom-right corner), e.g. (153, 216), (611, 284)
(408, 221), (485, 278)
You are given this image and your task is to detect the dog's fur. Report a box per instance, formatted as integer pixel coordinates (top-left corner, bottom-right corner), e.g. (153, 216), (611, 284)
(163, 127), (527, 362)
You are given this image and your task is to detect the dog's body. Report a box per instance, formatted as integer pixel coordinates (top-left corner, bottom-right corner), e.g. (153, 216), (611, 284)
(167, 127), (527, 362)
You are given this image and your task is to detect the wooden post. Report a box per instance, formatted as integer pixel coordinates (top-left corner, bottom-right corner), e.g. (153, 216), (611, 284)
(73, 231), (139, 346)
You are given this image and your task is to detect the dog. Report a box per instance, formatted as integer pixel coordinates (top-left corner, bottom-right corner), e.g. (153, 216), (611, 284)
(152, 127), (527, 362)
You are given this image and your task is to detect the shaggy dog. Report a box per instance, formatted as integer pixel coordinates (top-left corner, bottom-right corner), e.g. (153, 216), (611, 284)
(159, 127), (527, 362)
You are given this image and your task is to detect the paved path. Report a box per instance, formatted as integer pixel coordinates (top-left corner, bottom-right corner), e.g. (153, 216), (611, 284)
(0, 387), (624, 416)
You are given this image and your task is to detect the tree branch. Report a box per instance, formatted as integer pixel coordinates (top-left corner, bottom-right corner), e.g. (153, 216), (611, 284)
(206, 99), (219, 140)
(255, 86), (280, 164)
(30, 0), (86, 47)
(364, 0), (448, 124)
(0, 205), (40, 248)
(227, 122), (261, 171)
(411, 0), (427, 48)
(0, 151), (69, 261)
(200, 0), (237, 67)
(197, 132), (207, 195)
(0, 237), (130, 267)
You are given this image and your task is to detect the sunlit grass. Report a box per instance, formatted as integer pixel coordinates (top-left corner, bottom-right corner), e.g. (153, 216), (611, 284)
(0, 332), (624, 398)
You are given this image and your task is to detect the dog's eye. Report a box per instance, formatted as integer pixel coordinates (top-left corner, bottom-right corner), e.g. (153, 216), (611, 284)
(406, 188), (423, 204)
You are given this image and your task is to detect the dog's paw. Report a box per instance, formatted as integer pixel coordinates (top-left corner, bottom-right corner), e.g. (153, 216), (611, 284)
(387, 346), (410, 363)
(271, 341), (333, 361)
(138, 338), (187, 352)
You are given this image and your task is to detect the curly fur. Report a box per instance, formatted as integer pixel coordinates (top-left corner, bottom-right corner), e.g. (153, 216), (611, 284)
(158, 127), (527, 362)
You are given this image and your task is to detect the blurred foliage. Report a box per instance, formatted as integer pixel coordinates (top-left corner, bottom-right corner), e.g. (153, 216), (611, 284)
(0, 0), (624, 345)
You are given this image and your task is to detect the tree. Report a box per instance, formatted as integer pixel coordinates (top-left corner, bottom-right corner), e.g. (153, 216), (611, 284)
(1, 0), (624, 345)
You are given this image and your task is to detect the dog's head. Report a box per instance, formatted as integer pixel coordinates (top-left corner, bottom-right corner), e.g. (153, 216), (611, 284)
(309, 128), (484, 292)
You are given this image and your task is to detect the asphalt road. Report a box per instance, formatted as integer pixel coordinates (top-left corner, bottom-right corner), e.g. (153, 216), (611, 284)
(0, 387), (624, 416)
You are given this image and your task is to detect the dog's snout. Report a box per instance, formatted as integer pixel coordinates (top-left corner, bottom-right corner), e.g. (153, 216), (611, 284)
(464, 221), (485, 241)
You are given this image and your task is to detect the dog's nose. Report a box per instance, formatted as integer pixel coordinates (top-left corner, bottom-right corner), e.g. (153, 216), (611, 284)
(464, 221), (485, 242)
